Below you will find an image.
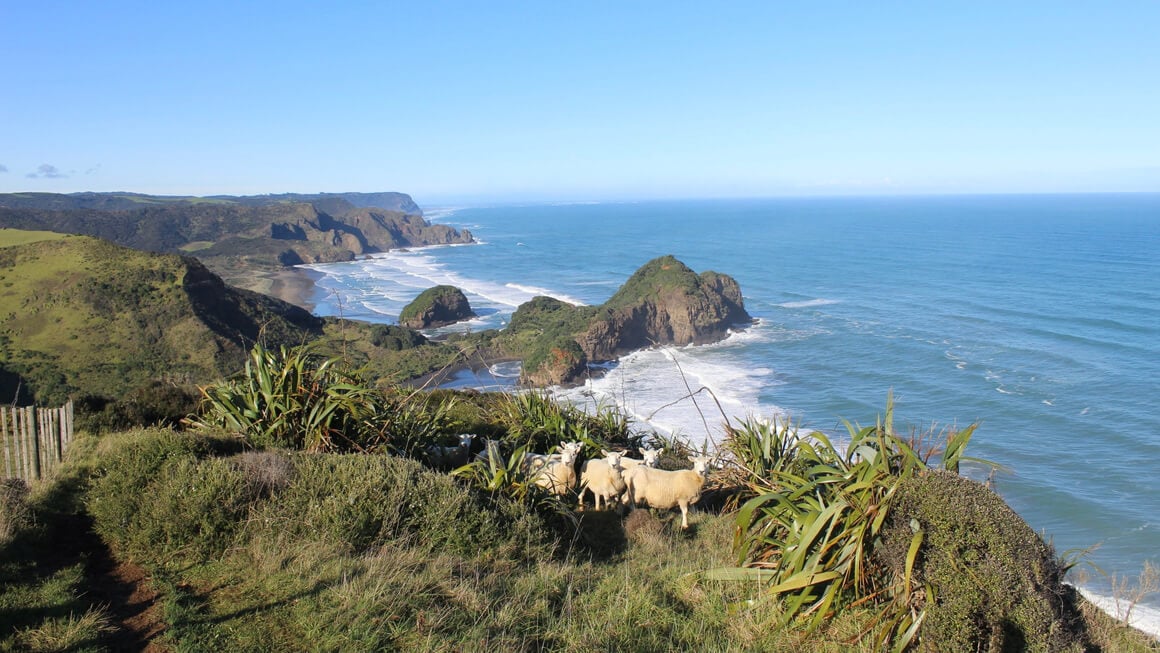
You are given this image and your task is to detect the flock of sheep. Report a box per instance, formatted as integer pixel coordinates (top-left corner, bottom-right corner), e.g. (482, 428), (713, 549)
(426, 435), (715, 529)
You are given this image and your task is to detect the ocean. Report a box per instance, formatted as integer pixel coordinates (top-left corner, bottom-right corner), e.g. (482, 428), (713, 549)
(304, 194), (1160, 629)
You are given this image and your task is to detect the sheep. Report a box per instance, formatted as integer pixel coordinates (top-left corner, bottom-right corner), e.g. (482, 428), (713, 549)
(474, 438), (504, 464)
(618, 446), (661, 470)
(521, 441), (583, 474)
(622, 455), (714, 529)
(618, 446), (662, 504)
(424, 433), (476, 470)
(578, 450), (626, 511)
(529, 446), (579, 495)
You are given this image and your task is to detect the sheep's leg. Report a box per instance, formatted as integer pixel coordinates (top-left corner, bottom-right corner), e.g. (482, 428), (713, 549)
(679, 499), (690, 529)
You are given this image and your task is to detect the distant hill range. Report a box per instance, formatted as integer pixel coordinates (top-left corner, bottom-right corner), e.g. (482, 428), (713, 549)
(0, 191), (472, 295)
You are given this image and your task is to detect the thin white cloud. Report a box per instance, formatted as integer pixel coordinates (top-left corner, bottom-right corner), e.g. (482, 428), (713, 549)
(26, 163), (67, 179)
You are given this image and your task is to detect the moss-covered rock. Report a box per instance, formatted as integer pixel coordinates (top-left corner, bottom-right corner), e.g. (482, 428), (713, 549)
(493, 256), (752, 387)
(878, 470), (1086, 652)
(581, 255), (751, 361)
(399, 285), (476, 329)
(521, 336), (587, 386)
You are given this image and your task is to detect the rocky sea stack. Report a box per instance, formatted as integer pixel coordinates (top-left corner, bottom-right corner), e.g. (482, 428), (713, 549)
(399, 285), (477, 329)
(507, 255), (752, 386)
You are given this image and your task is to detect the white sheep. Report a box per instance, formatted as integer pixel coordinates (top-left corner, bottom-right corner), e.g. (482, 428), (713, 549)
(618, 446), (661, 470)
(425, 433), (476, 470)
(474, 438), (504, 464)
(578, 450), (626, 511)
(529, 446), (579, 495)
(618, 446), (662, 504)
(622, 455), (713, 529)
(521, 441), (583, 474)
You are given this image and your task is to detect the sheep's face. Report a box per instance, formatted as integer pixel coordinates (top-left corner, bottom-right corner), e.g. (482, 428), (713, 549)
(602, 450), (625, 469)
(640, 447), (661, 467)
(558, 447), (578, 466)
(458, 433), (477, 449)
(689, 455), (713, 475)
(560, 441), (583, 457)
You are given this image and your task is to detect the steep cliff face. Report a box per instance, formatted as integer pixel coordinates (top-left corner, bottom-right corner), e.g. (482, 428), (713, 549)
(343, 209), (473, 250)
(579, 256), (751, 361)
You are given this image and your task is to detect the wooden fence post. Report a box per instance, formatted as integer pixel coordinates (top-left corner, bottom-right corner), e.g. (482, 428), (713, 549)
(0, 402), (75, 481)
(2, 407), (11, 479)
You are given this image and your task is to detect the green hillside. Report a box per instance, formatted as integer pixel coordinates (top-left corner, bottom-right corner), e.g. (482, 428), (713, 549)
(0, 235), (324, 405)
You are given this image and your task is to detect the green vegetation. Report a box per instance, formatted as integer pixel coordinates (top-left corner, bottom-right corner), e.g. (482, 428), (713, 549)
(0, 235), (322, 406)
(0, 228), (67, 248)
(603, 254), (704, 310)
(713, 397), (1138, 651)
(0, 191), (468, 297)
(0, 234), (466, 421)
(398, 285), (475, 328)
(3, 383), (1158, 650)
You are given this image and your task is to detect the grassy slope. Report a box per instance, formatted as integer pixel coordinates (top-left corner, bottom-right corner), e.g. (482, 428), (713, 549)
(4, 429), (1155, 652)
(0, 229), (68, 248)
(0, 235), (321, 403)
(0, 232), (467, 405)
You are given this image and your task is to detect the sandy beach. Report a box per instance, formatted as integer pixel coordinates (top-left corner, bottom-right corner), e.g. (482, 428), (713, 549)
(224, 266), (322, 311)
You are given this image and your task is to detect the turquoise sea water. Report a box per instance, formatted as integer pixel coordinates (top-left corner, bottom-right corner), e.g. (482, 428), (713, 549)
(306, 194), (1160, 621)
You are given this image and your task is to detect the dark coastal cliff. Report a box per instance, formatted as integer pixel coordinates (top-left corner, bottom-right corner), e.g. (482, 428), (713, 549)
(0, 191), (473, 295)
(504, 255), (751, 386)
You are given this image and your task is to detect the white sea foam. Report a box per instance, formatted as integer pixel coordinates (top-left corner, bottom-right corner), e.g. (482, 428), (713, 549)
(504, 283), (587, 306)
(779, 298), (840, 309)
(554, 334), (783, 450)
(1076, 587), (1160, 639)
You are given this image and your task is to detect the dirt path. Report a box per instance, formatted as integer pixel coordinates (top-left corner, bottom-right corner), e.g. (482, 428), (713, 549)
(59, 515), (168, 651)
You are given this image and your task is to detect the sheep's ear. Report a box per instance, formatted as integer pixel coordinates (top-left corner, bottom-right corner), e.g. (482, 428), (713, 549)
(688, 455), (696, 462)
(601, 449), (611, 456)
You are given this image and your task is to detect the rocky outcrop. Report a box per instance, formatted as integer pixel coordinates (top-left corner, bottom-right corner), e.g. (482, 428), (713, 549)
(399, 286), (476, 329)
(509, 256), (751, 386)
(579, 256), (751, 361)
(343, 208), (473, 250)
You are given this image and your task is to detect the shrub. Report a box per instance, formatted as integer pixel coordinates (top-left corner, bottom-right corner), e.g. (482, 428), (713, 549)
(189, 343), (389, 452)
(249, 453), (553, 559)
(0, 478), (33, 549)
(721, 395), (995, 649)
(86, 428), (242, 557)
(878, 470), (1085, 652)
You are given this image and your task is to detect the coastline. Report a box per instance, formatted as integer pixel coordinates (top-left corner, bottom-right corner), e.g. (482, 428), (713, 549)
(228, 266), (322, 311)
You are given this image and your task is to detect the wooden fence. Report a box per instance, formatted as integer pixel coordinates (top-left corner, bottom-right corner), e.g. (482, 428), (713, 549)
(1, 401), (74, 482)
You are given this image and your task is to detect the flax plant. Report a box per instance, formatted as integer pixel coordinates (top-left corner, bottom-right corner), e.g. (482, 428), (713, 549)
(710, 394), (988, 650)
(189, 343), (387, 452)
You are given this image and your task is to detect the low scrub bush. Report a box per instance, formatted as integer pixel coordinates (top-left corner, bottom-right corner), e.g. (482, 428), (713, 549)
(86, 428), (242, 557)
(252, 453), (550, 558)
(0, 478), (33, 550)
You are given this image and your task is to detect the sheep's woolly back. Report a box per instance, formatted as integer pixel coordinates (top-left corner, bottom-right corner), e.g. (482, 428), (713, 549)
(533, 458), (577, 495)
(579, 451), (626, 510)
(623, 456), (713, 529)
(623, 467), (705, 510)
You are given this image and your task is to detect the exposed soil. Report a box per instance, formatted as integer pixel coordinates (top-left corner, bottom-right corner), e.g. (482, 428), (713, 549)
(56, 515), (167, 652)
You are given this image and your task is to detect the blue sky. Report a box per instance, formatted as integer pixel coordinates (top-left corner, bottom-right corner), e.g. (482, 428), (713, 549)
(2, 2), (1158, 204)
